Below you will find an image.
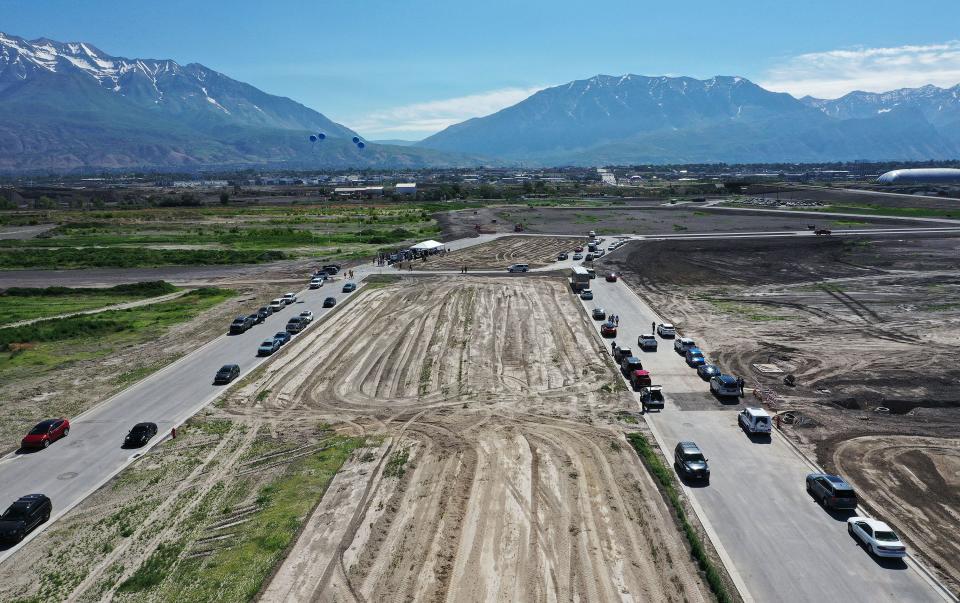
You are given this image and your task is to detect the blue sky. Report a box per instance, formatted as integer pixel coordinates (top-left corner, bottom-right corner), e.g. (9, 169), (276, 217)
(4, 0), (960, 139)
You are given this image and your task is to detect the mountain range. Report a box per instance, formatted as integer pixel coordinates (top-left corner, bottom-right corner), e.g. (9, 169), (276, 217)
(418, 75), (960, 165)
(0, 32), (478, 172)
(2, 32), (960, 171)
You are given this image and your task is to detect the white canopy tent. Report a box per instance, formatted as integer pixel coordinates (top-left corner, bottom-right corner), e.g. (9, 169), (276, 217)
(410, 240), (444, 251)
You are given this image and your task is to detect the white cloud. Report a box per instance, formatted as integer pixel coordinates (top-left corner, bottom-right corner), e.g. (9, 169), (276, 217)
(351, 85), (547, 139)
(760, 41), (960, 99)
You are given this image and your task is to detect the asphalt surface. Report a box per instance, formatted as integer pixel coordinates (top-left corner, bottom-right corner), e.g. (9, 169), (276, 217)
(0, 273), (364, 561)
(577, 274), (951, 602)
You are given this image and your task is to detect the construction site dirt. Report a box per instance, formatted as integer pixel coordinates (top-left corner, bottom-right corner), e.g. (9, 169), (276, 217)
(229, 276), (711, 602)
(599, 233), (960, 593)
(413, 235), (585, 271)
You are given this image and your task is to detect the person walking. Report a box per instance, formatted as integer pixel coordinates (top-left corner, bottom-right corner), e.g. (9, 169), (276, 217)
(652, 321), (656, 334)
(737, 376), (745, 396)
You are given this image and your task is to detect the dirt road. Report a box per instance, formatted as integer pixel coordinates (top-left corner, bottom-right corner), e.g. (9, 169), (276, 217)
(252, 276), (708, 602)
(412, 236), (585, 271)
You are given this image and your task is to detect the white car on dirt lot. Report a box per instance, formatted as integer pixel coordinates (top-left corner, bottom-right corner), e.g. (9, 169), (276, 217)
(847, 517), (907, 558)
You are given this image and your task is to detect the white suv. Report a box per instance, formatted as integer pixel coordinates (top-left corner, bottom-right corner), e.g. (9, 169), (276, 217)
(673, 337), (695, 354)
(282, 292), (297, 304)
(657, 323), (676, 337)
(738, 407), (772, 434)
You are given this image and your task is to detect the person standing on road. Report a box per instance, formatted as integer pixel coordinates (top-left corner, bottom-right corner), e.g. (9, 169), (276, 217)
(737, 376), (745, 395)
(652, 321), (656, 333)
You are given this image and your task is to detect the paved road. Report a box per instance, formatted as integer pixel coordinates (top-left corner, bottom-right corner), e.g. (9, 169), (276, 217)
(576, 275), (951, 602)
(0, 274), (365, 561)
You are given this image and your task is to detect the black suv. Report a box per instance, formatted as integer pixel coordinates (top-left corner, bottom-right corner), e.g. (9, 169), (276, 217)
(674, 441), (710, 483)
(0, 494), (51, 543)
(258, 306), (273, 320)
(322, 264), (341, 275)
(214, 364), (240, 385)
(322, 297), (337, 308)
(124, 422), (159, 448)
(229, 315), (254, 335)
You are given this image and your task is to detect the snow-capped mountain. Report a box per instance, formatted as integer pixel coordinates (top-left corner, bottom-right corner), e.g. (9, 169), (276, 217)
(419, 74), (960, 164)
(802, 84), (960, 125)
(0, 32), (476, 171)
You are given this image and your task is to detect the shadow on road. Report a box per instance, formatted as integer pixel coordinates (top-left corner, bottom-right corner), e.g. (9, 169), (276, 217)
(847, 532), (909, 570)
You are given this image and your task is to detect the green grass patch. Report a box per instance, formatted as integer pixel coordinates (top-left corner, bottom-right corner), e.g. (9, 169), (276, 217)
(0, 281), (178, 326)
(626, 433), (732, 603)
(117, 542), (184, 593)
(672, 224), (689, 231)
(0, 248), (286, 270)
(384, 448), (410, 478)
(832, 220), (869, 226)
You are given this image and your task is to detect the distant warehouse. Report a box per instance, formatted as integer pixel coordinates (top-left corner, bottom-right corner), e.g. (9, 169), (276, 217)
(394, 182), (417, 195)
(334, 186), (384, 198)
(876, 168), (960, 184)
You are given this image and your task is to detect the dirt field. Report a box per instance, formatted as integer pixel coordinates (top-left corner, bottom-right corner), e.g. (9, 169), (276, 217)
(235, 276), (709, 602)
(414, 235), (585, 271)
(600, 233), (960, 592)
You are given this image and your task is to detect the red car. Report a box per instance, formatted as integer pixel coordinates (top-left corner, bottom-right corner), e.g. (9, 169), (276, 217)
(21, 418), (70, 450)
(600, 321), (618, 337)
(605, 272), (619, 282)
(574, 246), (584, 252)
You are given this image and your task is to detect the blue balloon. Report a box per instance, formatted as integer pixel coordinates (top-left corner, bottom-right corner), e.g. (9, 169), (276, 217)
(352, 136), (360, 144)
(309, 134), (318, 142)
(356, 141), (365, 149)
(317, 132), (326, 140)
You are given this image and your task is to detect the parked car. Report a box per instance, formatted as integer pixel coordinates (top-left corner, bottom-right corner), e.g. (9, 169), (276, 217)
(605, 272), (618, 282)
(273, 331), (291, 346)
(657, 323), (676, 338)
(322, 264), (341, 275)
(600, 321), (617, 337)
(580, 289), (593, 300)
(710, 374), (741, 397)
(282, 292), (297, 304)
(342, 282), (357, 293)
(299, 310), (314, 324)
(629, 369), (652, 390)
(674, 441), (710, 483)
(612, 345), (633, 364)
(557, 252), (569, 261)
(323, 297), (337, 308)
(592, 307), (606, 320)
(257, 306), (273, 320)
(248, 312), (263, 326)
(508, 264), (529, 272)
(309, 278), (324, 289)
(806, 473), (858, 510)
(572, 253), (583, 260)
(574, 246), (584, 252)
(738, 407), (772, 434)
(620, 356), (642, 376)
(229, 315), (254, 335)
(214, 364), (240, 385)
(637, 334), (657, 350)
(640, 385), (664, 412)
(21, 419), (70, 450)
(697, 364), (721, 380)
(0, 494), (51, 543)
(123, 422), (158, 448)
(286, 316), (306, 334)
(685, 347), (706, 366)
(674, 337), (696, 354)
(584, 253), (595, 262)
(258, 338), (281, 356)
(847, 517), (907, 558)
(269, 299), (285, 312)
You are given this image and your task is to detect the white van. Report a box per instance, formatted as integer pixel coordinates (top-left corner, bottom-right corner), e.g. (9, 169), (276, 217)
(508, 264), (529, 273)
(738, 407), (772, 434)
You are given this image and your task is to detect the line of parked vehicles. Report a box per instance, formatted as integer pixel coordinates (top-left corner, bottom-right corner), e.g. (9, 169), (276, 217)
(584, 269), (907, 560)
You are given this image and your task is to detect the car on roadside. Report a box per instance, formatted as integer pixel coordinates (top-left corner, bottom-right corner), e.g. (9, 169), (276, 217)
(697, 364), (721, 380)
(229, 315), (254, 335)
(508, 263), (530, 272)
(21, 419), (70, 450)
(342, 282), (357, 293)
(323, 297), (337, 308)
(600, 321), (617, 337)
(711, 374), (741, 397)
(248, 312), (263, 326)
(657, 323), (676, 338)
(640, 385), (664, 412)
(269, 299), (285, 312)
(612, 345), (633, 364)
(580, 289), (593, 300)
(572, 253), (583, 260)
(0, 494), (52, 544)
(629, 369), (651, 390)
(637, 334), (657, 350)
(286, 316), (306, 334)
(123, 422), (158, 448)
(847, 517), (907, 558)
(309, 278), (324, 289)
(257, 306), (273, 320)
(620, 356), (642, 377)
(738, 407), (772, 434)
(322, 264), (341, 275)
(258, 338), (281, 356)
(282, 292), (297, 305)
(674, 337), (696, 354)
(273, 331), (291, 346)
(557, 252), (569, 261)
(574, 246), (584, 252)
(806, 473), (858, 510)
(592, 307), (606, 320)
(674, 441), (710, 483)
(605, 272), (618, 282)
(299, 310), (314, 324)
(214, 364), (240, 385)
(685, 348), (706, 366)
(584, 253), (595, 262)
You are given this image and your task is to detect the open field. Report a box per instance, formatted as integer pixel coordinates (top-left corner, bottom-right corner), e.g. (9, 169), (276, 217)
(599, 233), (960, 593)
(414, 235), (586, 271)
(0, 281), (179, 326)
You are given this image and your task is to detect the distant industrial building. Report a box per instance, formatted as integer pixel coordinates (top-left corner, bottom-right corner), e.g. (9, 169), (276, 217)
(334, 186), (384, 198)
(394, 182), (417, 195)
(876, 168), (960, 184)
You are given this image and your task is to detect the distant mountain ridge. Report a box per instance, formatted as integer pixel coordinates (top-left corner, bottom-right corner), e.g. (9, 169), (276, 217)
(0, 32), (480, 172)
(418, 74), (960, 164)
